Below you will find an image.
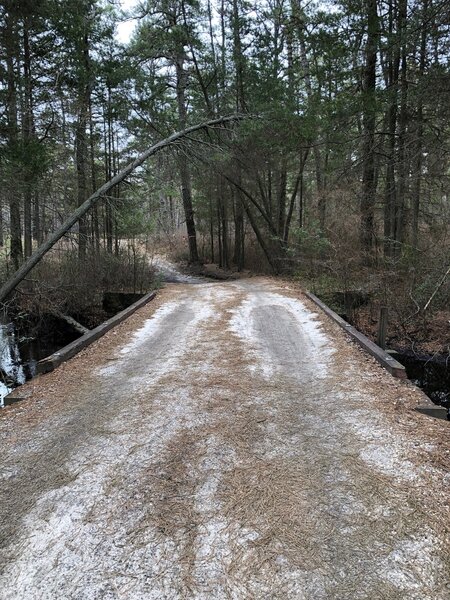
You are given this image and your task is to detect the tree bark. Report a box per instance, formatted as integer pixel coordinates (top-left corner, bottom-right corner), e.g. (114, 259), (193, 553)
(383, 0), (400, 257)
(394, 0), (408, 252)
(360, 0), (378, 257)
(175, 51), (200, 264)
(294, 1), (326, 230)
(23, 14), (33, 258)
(76, 31), (91, 261)
(89, 94), (100, 253)
(411, 0), (428, 250)
(233, 188), (245, 270)
(5, 7), (23, 269)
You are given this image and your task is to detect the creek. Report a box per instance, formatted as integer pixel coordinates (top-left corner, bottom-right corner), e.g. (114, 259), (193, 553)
(0, 314), (79, 406)
(0, 292), (145, 407)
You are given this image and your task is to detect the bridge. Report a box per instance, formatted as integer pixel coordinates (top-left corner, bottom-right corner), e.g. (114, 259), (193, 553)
(0, 276), (448, 598)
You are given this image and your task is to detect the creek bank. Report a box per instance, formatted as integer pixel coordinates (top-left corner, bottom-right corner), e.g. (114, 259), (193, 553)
(306, 288), (450, 412)
(0, 291), (148, 407)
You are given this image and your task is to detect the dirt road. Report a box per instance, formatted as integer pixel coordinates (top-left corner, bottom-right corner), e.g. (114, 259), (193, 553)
(0, 279), (449, 599)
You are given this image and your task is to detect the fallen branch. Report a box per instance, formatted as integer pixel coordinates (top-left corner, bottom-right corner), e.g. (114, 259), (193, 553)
(423, 264), (450, 312)
(56, 313), (90, 335)
(0, 114), (247, 304)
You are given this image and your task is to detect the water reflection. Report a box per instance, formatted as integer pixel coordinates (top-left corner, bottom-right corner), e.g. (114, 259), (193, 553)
(0, 321), (27, 406)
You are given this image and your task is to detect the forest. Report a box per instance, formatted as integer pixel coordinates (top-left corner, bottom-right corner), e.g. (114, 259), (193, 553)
(0, 0), (449, 363)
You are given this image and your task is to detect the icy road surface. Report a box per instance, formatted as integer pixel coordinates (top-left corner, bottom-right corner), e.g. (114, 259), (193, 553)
(0, 279), (449, 599)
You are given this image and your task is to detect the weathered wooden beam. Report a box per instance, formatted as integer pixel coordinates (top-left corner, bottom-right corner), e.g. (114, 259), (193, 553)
(304, 291), (407, 379)
(376, 306), (388, 350)
(415, 405), (449, 420)
(37, 291), (156, 374)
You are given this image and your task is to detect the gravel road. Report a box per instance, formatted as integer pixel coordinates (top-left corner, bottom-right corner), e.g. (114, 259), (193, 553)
(0, 278), (448, 599)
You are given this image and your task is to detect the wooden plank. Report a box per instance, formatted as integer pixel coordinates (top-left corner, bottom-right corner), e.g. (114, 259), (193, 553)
(37, 291), (157, 375)
(415, 405), (449, 421)
(305, 291), (407, 379)
(3, 394), (26, 407)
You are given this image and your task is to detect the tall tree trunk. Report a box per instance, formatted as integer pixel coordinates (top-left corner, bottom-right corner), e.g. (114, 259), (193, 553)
(284, 149), (308, 242)
(231, 0), (246, 269)
(175, 51), (199, 264)
(360, 0), (378, 258)
(277, 158), (288, 237)
(209, 195), (215, 263)
(294, 1), (326, 230)
(89, 95), (100, 253)
(220, 179), (229, 269)
(233, 189), (244, 270)
(411, 0), (428, 250)
(394, 0), (408, 252)
(217, 193), (223, 268)
(104, 99), (113, 254)
(76, 31), (90, 261)
(22, 15), (33, 258)
(383, 0), (400, 257)
(33, 193), (41, 244)
(5, 8), (22, 269)
(0, 196), (4, 247)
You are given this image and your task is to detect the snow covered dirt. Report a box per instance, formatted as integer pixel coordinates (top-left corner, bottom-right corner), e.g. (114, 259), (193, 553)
(0, 278), (449, 599)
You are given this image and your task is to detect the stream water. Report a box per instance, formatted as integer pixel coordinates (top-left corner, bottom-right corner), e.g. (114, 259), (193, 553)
(395, 350), (450, 409)
(0, 292), (147, 407)
(0, 314), (80, 407)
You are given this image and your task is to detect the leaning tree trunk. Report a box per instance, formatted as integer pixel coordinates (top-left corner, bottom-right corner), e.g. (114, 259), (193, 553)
(0, 116), (245, 304)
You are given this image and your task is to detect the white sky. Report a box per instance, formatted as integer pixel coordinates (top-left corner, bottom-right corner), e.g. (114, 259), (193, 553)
(115, 0), (140, 44)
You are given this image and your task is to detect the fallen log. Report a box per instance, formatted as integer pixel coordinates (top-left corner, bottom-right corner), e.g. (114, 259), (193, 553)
(0, 115), (247, 305)
(57, 314), (90, 335)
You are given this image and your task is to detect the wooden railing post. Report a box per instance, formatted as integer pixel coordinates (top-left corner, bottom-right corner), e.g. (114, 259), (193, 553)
(377, 306), (388, 349)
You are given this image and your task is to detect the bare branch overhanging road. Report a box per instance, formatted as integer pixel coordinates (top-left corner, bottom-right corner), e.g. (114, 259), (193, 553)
(0, 278), (449, 599)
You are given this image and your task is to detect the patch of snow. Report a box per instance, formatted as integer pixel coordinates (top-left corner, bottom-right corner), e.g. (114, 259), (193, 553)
(229, 291), (334, 380)
(193, 436), (235, 589)
(0, 387), (212, 599)
(118, 301), (180, 355)
(360, 444), (417, 482)
(97, 291), (214, 383)
(340, 405), (421, 482)
(378, 531), (445, 598)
